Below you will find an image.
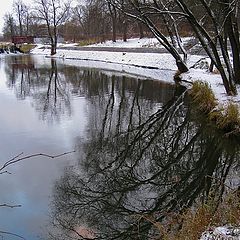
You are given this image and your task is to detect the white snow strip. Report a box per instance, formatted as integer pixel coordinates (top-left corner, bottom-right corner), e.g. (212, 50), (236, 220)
(31, 41), (240, 106)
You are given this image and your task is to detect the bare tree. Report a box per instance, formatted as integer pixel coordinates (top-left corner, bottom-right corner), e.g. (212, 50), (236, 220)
(107, 0), (240, 95)
(13, 0), (26, 36)
(2, 13), (17, 40)
(107, 0), (117, 42)
(33, 0), (72, 55)
(175, 0), (238, 94)
(107, 0), (189, 73)
(72, 4), (87, 38)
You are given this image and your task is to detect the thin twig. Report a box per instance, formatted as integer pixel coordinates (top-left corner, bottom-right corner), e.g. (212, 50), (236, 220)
(0, 204), (22, 208)
(0, 230), (26, 240)
(0, 150), (76, 173)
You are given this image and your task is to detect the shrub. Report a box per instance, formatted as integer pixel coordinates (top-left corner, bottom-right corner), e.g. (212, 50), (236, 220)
(189, 81), (217, 113)
(215, 102), (240, 130)
(189, 81), (240, 135)
(77, 39), (100, 46)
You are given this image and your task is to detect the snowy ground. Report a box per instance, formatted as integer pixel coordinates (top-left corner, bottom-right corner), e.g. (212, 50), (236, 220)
(31, 39), (240, 107)
(200, 226), (240, 240)
(85, 37), (193, 48)
(85, 37), (164, 48)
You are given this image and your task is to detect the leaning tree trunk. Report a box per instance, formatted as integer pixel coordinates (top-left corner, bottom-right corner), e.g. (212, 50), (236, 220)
(225, 15), (240, 84)
(176, 0), (237, 95)
(143, 16), (189, 73)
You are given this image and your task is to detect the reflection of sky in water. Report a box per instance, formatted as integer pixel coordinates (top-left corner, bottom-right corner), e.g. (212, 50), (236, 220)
(0, 58), (87, 239)
(0, 55), (175, 240)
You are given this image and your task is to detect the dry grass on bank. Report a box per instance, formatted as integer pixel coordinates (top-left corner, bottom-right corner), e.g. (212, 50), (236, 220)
(189, 81), (240, 135)
(19, 44), (36, 53)
(137, 190), (240, 240)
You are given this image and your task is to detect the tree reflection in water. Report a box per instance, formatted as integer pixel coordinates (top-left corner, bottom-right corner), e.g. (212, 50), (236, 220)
(3, 56), (239, 239)
(4, 56), (72, 123)
(4, 55), (172, 125)
(49, 80), (239, 239)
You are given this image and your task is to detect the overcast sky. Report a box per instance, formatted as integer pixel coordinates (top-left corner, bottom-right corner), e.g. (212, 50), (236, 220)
(0, 0), (34, 34)
(0, 0), (80, 34)
(0, 0), (13, 33)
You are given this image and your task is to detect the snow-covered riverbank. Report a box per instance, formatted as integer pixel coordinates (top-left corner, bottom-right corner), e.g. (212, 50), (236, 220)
(30, 38), (240, 106)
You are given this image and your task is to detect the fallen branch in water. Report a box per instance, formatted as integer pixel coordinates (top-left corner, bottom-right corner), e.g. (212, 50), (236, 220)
(0, 230), (26, 239)
(0, 150), (76, 174)
(0, 204), (21, 208)
(0, 150), (76, 240)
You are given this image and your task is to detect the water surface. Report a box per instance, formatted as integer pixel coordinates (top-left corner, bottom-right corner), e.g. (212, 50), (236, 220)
(0, 55), (177, 239)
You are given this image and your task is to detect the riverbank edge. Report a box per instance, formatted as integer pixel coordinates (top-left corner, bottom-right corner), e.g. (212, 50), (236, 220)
(179, 79), (240, 138)
(30, 46), (240, 239)
(30, 45), (240, 136)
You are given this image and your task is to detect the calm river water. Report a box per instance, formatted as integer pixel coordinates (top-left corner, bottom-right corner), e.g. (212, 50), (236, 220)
(0, 55), (239, 240)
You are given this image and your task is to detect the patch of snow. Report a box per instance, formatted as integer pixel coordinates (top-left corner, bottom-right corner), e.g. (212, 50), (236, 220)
(58, 43), (78, 47)
(200, 226), (240, 240)
(86, 38), (163, 48)
(31, 46), (181, 82)
(84, 37), (193, 48)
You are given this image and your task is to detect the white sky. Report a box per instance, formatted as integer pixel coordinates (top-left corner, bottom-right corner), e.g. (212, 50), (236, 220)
(0, 0), (13, 33)
(0, 0), (33, 34)
(0, 0), (80, 34)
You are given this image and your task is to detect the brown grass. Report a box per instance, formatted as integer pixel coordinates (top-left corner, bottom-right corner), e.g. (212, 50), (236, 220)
(19, 44), (37, 53)
(189, 81), (240, 135)
(138, 190), (240, 240)
(189, 81), (217, 113)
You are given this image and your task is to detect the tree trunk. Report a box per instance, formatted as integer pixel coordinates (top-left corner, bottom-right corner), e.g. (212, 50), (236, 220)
(138, 23), (144, 39)
(112, 16), (117, 42)
(176, 59), (189, 73)
(51, 36), (57, 55)
(108, 2), (117, 42)
(225, 16), (240, 84)
(123, 20), (127, 42)
(176, 0), (237, 95)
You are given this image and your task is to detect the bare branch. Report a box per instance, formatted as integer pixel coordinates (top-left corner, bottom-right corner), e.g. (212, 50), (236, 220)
(0, 231), (26, 240)
(0, 204), (22, 208)
(0, 150), (76, 173)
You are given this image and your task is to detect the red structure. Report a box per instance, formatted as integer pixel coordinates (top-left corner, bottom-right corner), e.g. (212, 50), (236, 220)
(12, 36), (34, 45)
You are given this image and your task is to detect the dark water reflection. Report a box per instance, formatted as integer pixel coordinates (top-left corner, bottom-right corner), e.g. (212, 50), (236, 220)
(4, 55), (174, 123)
(40, 63), (239, 238)
(0, 55), (239, 240)
(1, 55), (239, 240)
(50, 87), (240, 239)
(0, 55), (177, 239)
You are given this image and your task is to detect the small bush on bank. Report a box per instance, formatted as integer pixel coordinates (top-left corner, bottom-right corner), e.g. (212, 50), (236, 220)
(189, 81), (217, 113)
(189, 81), (240, 136)
(215, 103), (240, 131)
(77, 39), (100, 46)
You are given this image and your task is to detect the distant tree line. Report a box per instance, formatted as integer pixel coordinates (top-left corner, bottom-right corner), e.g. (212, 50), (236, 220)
(3, 0), (149, 44)
(2, 0), (202, 46)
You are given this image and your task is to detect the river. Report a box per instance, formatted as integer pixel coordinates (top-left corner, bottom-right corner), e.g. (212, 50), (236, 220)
(0, 55), (239, 240)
